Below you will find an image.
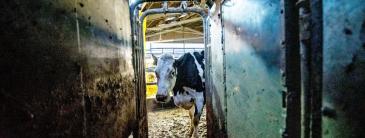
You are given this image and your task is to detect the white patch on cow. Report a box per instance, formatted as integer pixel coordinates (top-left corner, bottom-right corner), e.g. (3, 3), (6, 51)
(173, 86), (204, 113)
(189, 52), (205, 83)
(173, 91), (194, 110)
(194, 91), (204, 115)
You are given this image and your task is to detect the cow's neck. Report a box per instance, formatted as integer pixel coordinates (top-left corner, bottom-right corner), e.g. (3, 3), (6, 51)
(172, 53), (204, 96)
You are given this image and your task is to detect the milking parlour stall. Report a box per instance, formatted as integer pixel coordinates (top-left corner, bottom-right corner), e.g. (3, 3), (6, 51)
(2, 0), (365, 137)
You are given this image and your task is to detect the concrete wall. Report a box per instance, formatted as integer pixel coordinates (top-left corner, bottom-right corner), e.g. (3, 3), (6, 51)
(0, 0), (136, 137)
(208, 0), (284, 137)
(323, 0), (365, 137)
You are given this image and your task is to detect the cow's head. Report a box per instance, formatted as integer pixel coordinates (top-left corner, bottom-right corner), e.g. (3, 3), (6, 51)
(152, 54), (178, 103)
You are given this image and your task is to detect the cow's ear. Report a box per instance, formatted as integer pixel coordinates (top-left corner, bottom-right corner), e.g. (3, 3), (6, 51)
(174, 54), (188, 67)
(152, 54), (158, 65)
(200, 50), (204, 58)
(173, 59), (180, 68)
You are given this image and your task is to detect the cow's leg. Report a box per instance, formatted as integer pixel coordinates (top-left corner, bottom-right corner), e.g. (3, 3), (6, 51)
(192, 98), (204, 138)
(187, 107), (195, 137)
(181, 87), (205, 138)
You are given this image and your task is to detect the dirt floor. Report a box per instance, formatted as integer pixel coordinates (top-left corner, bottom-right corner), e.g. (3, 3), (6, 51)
(148, 107), (207, 138)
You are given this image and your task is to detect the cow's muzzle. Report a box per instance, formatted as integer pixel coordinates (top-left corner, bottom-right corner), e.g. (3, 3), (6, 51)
(156, 94), (168, 102)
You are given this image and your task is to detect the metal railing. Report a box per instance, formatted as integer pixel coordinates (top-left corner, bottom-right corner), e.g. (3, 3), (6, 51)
(145, 47), (204, 58)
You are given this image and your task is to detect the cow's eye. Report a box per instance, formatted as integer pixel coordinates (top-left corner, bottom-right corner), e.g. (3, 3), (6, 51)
(171, 71), (175, 76)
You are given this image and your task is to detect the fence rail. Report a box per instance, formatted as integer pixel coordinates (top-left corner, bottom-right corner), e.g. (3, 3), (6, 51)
(145, 47), (204, 58)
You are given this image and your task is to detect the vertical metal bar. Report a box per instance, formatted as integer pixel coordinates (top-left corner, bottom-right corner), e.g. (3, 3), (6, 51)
(204, 17), (213, 138)
(219, 2), (228, 137)
(281, 0), (301, 137)
(302, 22), (313, 138)
(298, 0), (312, 137)
(221, 3), (228, 135)
(131, 8), (139, 137)
(139, 18), (148, 138)
(131, 5), (148, 137)
(309, 0), (323, 137)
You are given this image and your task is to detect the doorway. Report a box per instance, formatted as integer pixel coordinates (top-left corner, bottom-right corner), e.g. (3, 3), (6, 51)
(131, 1), (210, 137)
(130, 0), (323, 137)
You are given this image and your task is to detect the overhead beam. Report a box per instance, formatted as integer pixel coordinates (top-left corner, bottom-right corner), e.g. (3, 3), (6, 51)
(140, 3), (148, 11)
(147, 31), (203, 42)
(183, 27), (203, 35)
(173, 31), (203, 35)
(147, 17), (202, 31)
(146, 27), (183, 38)
(146, 13), (181, 21)
(146, 26), (203, 37)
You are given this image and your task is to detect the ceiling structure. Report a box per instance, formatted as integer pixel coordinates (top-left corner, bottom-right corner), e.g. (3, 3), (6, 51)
(141, 1), (208, 43)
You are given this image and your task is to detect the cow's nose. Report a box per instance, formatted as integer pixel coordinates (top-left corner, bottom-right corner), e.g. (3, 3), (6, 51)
(156, 94), (167, 102)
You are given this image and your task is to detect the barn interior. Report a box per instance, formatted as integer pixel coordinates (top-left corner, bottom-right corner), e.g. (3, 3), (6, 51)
(140, 2), (207, 137)
(0, 0), (365, 138)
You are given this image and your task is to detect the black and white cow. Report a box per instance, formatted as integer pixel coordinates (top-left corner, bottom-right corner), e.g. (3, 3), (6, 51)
(152, 51), (205, 138)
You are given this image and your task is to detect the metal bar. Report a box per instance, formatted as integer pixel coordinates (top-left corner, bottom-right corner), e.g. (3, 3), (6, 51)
(146, 82), (157, 85)
(298, 0), (312, 137)
(221, 4), (228, 137)
(146, 13), (181, 22)
(139, 7), (207, 23)
(147, 48), (205, 50)
(130, 0), (188, 13)
(147, 36), (204, 43)
(309, 0), (323, 137)
(281, 0), (301, 137)
(204, 16), (214, 138)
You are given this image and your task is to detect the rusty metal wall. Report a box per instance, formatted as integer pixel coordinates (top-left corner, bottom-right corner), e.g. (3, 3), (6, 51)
(0, 0), (136, 137)
(322, 0), (365, 137)
(208, 0), (285, 137)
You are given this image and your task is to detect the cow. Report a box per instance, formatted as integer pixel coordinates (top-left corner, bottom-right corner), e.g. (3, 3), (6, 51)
(152, 51), (205, 138)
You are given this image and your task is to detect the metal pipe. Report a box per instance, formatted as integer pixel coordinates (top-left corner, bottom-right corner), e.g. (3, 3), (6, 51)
(147, 18), (202, 31)
(281, 0), (301, 137)
(139, 7), (207, 23)
(130, 0), (188, 14)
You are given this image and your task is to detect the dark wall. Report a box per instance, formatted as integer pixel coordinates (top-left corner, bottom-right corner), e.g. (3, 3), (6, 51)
(0, 0), (136, 137)
(323, 0), (365, 137)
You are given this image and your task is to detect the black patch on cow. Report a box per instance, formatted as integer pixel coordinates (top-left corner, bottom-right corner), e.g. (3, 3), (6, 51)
(193, 51), (206, 103)
(193, 51), (205, 87)
(194, 104), (199, 116)
(173, 52), (205, 96)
